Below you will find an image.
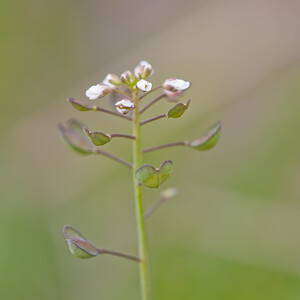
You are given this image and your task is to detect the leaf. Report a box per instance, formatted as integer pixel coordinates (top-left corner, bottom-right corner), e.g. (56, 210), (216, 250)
(83, 127), (111, 146)
(135, 160), (173, 188)
(167, 99), (190, 118)
(67, 97), (91, 111)
(189, 121), (222, 150)
(63, 225), (100, 259)
(58, 119), (95, 154)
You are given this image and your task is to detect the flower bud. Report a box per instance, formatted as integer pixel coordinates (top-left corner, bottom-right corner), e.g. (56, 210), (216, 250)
(163, 78), (190, 92)
(164, 90), (183, 102)
(115, 99), (134, 115)
(136, 79), (152, 92)
(134, 60), (154, 78)
(120, 70), (134, 85)
(102, 73), (122, 87)
(85, 83), (111, 100)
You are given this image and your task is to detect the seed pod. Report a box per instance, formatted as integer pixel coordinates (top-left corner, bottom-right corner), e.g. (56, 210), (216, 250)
(189, 121), (222, 150)
(58, 119), (95, 154)
(167, 99), (190, 118)
(83, 127), (111, 146)
(135, 160), (173, 188)
(67, 97), (91, 111)
(63, 225), (100, 259)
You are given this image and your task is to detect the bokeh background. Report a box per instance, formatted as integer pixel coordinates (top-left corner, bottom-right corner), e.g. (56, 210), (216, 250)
(1, 0), (300, 299)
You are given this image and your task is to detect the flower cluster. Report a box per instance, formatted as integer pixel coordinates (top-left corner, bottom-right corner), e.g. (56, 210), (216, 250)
(84, 60), (190, 115)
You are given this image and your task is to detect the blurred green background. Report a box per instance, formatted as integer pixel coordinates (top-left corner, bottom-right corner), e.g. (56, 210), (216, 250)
(1, 0), (300, 299)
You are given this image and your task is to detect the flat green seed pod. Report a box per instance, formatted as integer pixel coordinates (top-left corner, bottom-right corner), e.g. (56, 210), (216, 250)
(135, 160), (173, 188)
(63, 225), (100, 259)
(158, 160), (173, 185)
(67, 97), (91, 111)
(83, 127), (111, 146)
(58, 119), (95, 154)
(167, 99), (190, 118)
(189, 121), (222, 150)
(135, 164), (159, 188)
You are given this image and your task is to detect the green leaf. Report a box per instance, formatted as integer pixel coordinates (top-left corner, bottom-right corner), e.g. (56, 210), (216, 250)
(189, 121), (222, 150)
(135, 160), (173, 188)
(58, 119), (95, 154)
(167, 99), (190, 118)
(63, 225), (100, 259)
(83, 127), (111, 146)
(67, 97), (91, 111)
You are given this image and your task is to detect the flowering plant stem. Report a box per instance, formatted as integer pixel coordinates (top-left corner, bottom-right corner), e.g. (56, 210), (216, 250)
(60, 61), (221, 299)
(132, 91), (151, 300)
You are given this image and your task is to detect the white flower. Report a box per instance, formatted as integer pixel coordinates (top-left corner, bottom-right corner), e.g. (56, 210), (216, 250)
(136, 79), (152, 92)
(115, 99), (134, 115)
(134, 60), (154, 78)
(102, 73), (121, 88)
(163, 78), (190, 92)
(85, 83), (111, 100)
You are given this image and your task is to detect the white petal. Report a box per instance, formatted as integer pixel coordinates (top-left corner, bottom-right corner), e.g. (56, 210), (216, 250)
(86, 85), (101, 100)
(115, 99), (134, 115)
(136, 79), (152, 92)
(102, 75), (116, 88)
(163, 78), (190, 91)
(174, 79), (190, 90)
(115, 99), (134, 108)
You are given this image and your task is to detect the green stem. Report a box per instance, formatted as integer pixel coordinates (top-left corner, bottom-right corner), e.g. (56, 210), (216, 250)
(132, 91), (151, 300)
